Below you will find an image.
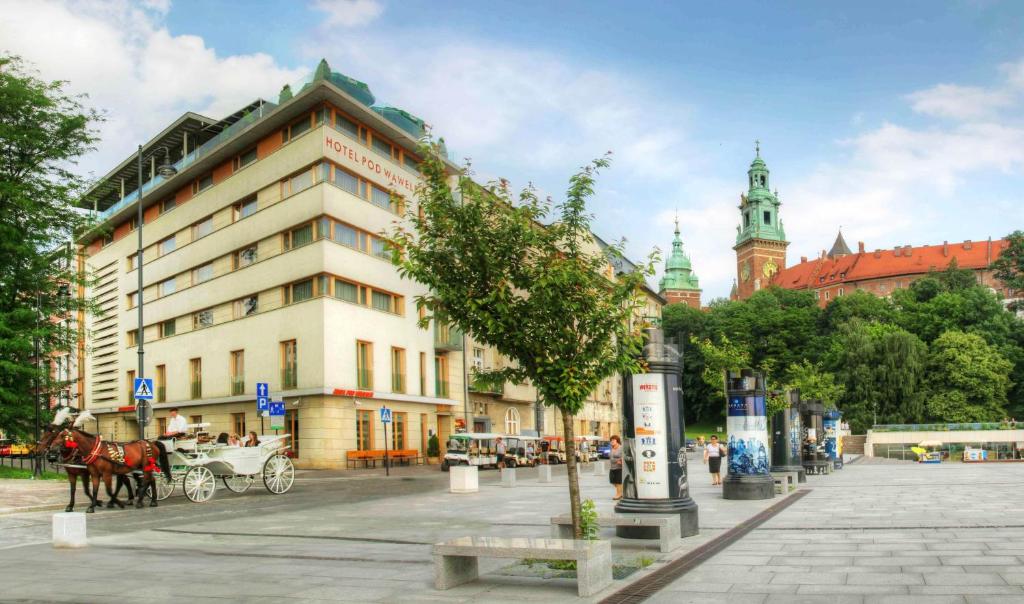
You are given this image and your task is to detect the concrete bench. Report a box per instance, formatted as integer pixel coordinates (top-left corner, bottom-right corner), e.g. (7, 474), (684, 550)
(550, 513), (681, 553)
(771, 471), (798, 494)
(433, 536), (612, 597)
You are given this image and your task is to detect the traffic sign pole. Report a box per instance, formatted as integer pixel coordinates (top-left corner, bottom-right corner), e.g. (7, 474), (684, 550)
(380, 407), (392, 477)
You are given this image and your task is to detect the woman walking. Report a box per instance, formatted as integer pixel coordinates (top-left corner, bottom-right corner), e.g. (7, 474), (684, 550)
(609, 435), (623, 500)
(704, 434), (725, 486)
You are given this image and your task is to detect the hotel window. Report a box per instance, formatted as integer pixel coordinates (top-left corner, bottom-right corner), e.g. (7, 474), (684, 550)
(127, 329), (138, 347)
(233, 295), (258, 318)
(192, 216), (214, 240)
(233, 245), (257, 269)
(189, 358), (202, 400)
(391, 347), (406, 393)
(356, 409), (373, 451)
(419, 352), (427, 396)
(127, 254), (136, 272)
(371, 134), (392, 158)
(283, 114), (312, 142)
(127, 215), (138, 232)
(158, 235), (176, 256)
(763, 211), (771, 225)
(156, 365), (166, 402)
(160, 319), (176, 338)
(193, 173), (214, 194)
(284, 279), (314, 304)
(234, 196), (258, 221)
(370, 238), (390, 260)
(281, 167), (315, 197)
(159, 276), (176, 297)
(232, 412), (246, 437)
(356, 340), (373, 389)
(316, 275), (330, 296)
(333, 112), (358, 137)
(193, 309), (214, 330)
(403, 153), (419, 172)
(281, 340), (297, 390)
(234, 148), (257, 171)
(334, 279), (358, 303)
(230, 350), (244, 395)
(127, 291), (138, 309)
(435, 354), (449, 397)
(391, 412), (407, 450)
(193, 263), (214, 284)
(333, 222), (358, 248)
(161, 198), (176, 213)
(372, 290), (400, 314)
(333, 165), (360, 196)
(127, 370), (135, 404)
(369, 183), (393, 211)
(317, 217), (331, 240)
(284, 223), (314, 249)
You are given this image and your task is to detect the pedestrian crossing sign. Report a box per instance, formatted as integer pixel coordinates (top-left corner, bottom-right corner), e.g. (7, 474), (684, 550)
(133, 378), (154, 401)
(380, 407), (392, 424)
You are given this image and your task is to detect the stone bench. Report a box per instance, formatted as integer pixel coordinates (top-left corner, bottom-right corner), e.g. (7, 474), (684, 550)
(433, 536), (612, 597)
(550, 513), (682, 553)
(771, 471), (798, 495)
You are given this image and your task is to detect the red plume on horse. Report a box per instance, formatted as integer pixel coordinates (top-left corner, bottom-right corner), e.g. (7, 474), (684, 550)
(47, 411), (172, 513)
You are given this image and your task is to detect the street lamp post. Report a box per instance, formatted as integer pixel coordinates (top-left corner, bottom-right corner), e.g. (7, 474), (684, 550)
(32, 293), (41, 477)
(136, 146), (177, 439)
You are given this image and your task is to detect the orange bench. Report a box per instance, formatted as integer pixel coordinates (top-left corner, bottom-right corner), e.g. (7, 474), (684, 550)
(390, 449), (423, 466)
(346, 450), (386, 468)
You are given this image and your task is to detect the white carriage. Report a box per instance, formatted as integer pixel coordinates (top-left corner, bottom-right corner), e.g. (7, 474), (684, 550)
(155, 425), (295, 503)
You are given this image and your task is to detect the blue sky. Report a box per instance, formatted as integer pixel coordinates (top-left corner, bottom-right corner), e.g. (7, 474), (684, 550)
(3, 0), (1023, 299)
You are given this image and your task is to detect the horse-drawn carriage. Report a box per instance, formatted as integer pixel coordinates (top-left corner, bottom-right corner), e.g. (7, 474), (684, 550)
(155, 424), (295, 502)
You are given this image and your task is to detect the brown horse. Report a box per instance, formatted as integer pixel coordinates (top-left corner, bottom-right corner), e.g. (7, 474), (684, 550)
(63, 411), (171, 513)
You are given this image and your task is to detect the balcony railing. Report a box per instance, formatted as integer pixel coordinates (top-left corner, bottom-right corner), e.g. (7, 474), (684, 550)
(231, 377), (245, 396)
(392, 374), (405, 394)
(282, 366), (297, 390)
(156, 386), (166, 403)
(434, 323), (463, 351)
(357, 368), (373, 390)
(435, 378), (450, 398)
(190, 381), (202, 400)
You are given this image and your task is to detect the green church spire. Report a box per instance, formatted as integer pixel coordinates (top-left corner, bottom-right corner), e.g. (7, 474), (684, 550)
(736, 141), (786, 245)
(659, 214), (701, 292)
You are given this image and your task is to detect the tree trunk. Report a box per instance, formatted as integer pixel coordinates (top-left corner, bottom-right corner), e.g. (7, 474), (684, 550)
(561, 411), (582, 539)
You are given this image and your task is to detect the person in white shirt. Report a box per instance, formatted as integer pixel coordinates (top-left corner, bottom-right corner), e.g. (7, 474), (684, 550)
(164, 408), (188, 437)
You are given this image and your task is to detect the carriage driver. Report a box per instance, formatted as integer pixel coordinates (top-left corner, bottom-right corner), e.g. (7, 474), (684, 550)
(163, 408), (188, 438)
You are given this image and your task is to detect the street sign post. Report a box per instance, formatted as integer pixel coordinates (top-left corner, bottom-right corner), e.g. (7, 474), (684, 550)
(269, 401), (285, 431)
(133, 378), (154, 435)
(257, 382), (269, 434)
(380, 407), (392, 476)
(133, 378), (154, 400)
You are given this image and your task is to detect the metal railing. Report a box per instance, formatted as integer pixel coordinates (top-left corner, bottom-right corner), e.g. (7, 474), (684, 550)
(357, 368), (373, 390)
(282, 366), (297, 390)
(435, 378), (450, 398)
(190, 380), (202, 400)
(392, 374), (405, 394)
(231, 377), (245, 396)
(434, 323), (463, 351)
(872, 422), (1016, 433)
(157, 386), (166, 403)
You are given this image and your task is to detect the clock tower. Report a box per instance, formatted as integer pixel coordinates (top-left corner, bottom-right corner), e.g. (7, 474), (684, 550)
(733, 142), (788, 300)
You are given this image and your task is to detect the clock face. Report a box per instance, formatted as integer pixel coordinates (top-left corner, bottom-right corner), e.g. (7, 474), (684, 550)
(763, 259), (779, 278)
(740, 260), (752, 282)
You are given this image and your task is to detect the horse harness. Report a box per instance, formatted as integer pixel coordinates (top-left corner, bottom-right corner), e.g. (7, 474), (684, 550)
(65, 430), (158, 471)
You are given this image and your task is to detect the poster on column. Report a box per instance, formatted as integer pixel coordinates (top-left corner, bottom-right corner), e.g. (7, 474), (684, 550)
(632, 373), (669, 499)
(823, 416), (838, 460)
(726, 395), (770, 475)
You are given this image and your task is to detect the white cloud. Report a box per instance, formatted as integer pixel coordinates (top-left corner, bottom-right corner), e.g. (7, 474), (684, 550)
(311, 0), (384, 28)
(0, 0), (305, 178)
(906, 83), (1013, 120)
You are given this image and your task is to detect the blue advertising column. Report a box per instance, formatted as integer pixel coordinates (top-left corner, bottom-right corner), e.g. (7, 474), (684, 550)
(723, 369), (774, 500)
(823, 409), (843, 470)
(615, 328), (699, 539)
(770, 390), (806, 483)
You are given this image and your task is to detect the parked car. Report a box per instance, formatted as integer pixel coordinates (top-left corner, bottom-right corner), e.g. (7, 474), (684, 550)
(596, 440), (611, 459)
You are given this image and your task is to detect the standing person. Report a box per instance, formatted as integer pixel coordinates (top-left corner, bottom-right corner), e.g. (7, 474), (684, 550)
(609, 435), (623, 500)
(704, 434), (725, 486)
(495, 437), (506, 469)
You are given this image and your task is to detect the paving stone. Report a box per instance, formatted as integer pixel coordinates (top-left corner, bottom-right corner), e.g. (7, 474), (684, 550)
(769, 572), (848, 585)
(846, 573), (925, 585)
(863, 596), (967, 604)
(923, 573), (1008, 586)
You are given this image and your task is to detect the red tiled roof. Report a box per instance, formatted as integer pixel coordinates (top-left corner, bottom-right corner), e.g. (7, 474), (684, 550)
(772, 239), (1008, 289)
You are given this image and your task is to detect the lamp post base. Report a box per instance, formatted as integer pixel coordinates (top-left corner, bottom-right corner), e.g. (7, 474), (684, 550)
(770, 464), (807, 483)
(722, 474), (774, 500)
(614, 496), (699, 539)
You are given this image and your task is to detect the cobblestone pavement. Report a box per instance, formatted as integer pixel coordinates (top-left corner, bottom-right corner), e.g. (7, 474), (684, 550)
(2, 458), (1020, 603)
(651, 460), (1024, 604)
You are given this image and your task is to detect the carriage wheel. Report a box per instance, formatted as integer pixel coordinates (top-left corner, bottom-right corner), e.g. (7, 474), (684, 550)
(155, 477), (176, 501)
(223, 475), (254, 493)
(183, 466), (216, 502)
(262, 454), (294, 494)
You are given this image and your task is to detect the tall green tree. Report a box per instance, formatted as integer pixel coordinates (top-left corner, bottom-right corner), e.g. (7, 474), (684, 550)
(785, 360), (845, 409)
(923, 331), (1012, 422)
(0, 55), (98, 437)
(391, 145), (654, 538)
(661, 303), (719, 424)
(991, 230), (1024, 312)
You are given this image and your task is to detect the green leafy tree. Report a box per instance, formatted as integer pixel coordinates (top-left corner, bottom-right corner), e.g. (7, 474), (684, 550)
(923, 331), (1012, 422)
(785, 360), (845, 409)
(0, 55), (98, 437)
(991, 230), (1024, 312)
(661, 303), (719, 424)
(391, 145), (654, 538)
(692, 335), (750, 406)
(819, 289), (894, 333)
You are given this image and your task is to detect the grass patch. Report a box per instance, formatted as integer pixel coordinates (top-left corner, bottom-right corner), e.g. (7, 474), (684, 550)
(686, 421), (726, 441)
(0, 465), (64, 480)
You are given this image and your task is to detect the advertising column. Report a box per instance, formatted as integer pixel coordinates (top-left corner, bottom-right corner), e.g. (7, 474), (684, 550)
(770, 390), (806, 483)
(722, 370), (774, 500)
(823, 409), (843, 470)
(616, 328), (699, 539)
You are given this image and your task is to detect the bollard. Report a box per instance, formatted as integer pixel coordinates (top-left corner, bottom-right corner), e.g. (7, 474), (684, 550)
(52, 512), (87, 548)
(537, 464), (552, 483)
(593, 461), (607, 475)
(501, 467), (516, 487)
(449, 465), (479, 493)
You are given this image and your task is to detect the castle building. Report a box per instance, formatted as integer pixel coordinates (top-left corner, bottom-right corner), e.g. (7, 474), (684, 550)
(659, 217), (702, 308)
(733, 143), (788, 300)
